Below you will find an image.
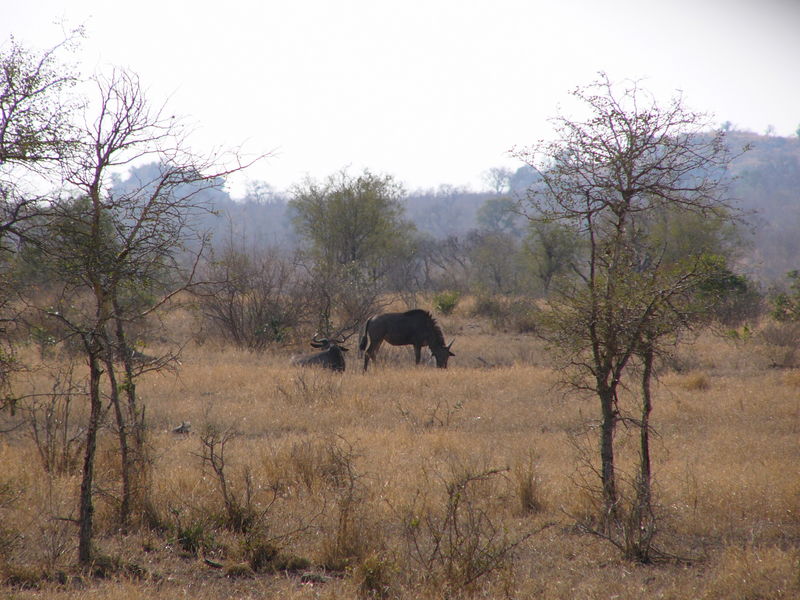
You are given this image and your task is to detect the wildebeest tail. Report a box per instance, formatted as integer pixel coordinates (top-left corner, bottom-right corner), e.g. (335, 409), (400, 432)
(358, 318), (371, 357)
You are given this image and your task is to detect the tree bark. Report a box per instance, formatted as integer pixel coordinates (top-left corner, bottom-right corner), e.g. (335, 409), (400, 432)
(598, 383), (618, 521)
(103, 354), (131, 530)
(77, 349), (103, 566)
(639, 344), (654, 510)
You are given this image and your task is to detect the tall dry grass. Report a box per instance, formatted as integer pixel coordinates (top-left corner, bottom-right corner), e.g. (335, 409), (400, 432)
(0, 308), (798, 598)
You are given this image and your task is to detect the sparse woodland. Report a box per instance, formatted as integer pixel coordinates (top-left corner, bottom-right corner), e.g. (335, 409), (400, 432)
(0, 33), (798, 600)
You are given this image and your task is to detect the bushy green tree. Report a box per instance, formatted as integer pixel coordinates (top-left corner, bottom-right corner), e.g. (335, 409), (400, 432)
(476, 196), (521, 235)
(0, 32), (82, 404)
(289, 169), (416, 332)
(290, 169), (412, 272)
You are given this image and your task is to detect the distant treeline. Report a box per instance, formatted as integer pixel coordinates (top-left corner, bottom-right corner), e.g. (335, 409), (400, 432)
(113, 131), (800, 285)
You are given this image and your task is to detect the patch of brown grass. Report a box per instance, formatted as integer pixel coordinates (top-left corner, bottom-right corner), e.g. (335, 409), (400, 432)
(679, 371), (711, 391)
(783, 369), (800, 387)
(0, 323), (798, 598)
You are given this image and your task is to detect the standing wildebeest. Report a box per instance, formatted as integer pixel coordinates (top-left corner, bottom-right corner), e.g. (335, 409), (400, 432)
(359, 309), (455, 371)
(290, 336), (349, 372)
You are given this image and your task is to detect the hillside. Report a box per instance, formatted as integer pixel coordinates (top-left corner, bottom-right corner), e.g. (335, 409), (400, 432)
(725, 131), (800, 282)
(117, 131), (800, 284)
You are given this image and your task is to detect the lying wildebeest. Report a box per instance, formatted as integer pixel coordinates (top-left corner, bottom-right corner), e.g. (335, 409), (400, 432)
(290, 335), (349, 372)
(359, 309), (455, 371)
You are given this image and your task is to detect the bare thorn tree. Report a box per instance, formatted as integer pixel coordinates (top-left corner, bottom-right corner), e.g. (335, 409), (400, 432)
(512, 73), (746, 559)
(28, 66), (265, 565)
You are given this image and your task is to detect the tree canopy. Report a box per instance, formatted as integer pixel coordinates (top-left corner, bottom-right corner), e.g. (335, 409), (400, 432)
(289, 169), (413, 274)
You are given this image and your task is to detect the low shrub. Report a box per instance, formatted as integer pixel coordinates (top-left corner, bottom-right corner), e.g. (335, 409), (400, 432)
(757, 321), (800, 368)
(399, 464), (525, 594)
(513, 453), (545, 515)
(353, 552), (395, 599)
(433, 290), (461, 316)
(472, 295), (539, 333)
(681, 372), (711, 391)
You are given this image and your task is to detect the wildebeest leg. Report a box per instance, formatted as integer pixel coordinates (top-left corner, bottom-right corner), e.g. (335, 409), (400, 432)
(414, 344), (422, 364)
(364, 338), (383, 371)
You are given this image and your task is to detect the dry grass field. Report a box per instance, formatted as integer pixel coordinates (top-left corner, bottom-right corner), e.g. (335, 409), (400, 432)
(0, 306), (798, 599)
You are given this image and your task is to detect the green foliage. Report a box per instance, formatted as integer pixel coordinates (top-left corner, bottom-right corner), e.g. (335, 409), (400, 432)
(522, 221), (581, 293)
(242, 536), (311, 574)
(476, 196), (521, 234)
(288, 169), (417, 331)
(289, 169), (414, 274)
(432, 290), (461, 315)
(0, 32), (81, 166)
(174, 521), (212, 556)
(467, 231), (526, 295)
(42, 195), (119, 287)
(354, 552), (395, 598)
(696, 258), (762, 325)
(770, 270), (800, 322)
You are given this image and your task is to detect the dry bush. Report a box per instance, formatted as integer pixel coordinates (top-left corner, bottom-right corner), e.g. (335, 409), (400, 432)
(756, 321), (800, 368)
(679, 371), (711, 391)
(512, 451), (546, 516)
(314, 437), (375, 571)
(395, 397), (465, 431)
(396, 461), (526, 595)
(13, 363), (86, 476)
(0, 478), (23, 563)
(194, 248), (311, 350)
(469, 295), (539, 334)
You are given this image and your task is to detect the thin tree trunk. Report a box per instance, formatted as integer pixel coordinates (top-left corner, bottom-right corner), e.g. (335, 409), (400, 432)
(104, 354), (131, 530)
(116, 310), (149, 498)
(113, 311), (143, 452)
(639, 344), (654, 509)
(599, 384), (618, 522)
(630, 341), (656, 562)
(77, 351), (103, 566)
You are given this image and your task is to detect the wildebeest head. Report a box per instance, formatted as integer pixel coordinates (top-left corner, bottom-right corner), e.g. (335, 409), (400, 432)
(430, 340), (455, 368)
(291, 334), (350, 372)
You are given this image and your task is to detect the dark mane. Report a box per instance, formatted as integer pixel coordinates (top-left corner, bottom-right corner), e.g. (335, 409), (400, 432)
(404, 309), (445, 346)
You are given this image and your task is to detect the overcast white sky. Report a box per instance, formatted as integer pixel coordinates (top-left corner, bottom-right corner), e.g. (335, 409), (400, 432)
(5, 0), (800, 196)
